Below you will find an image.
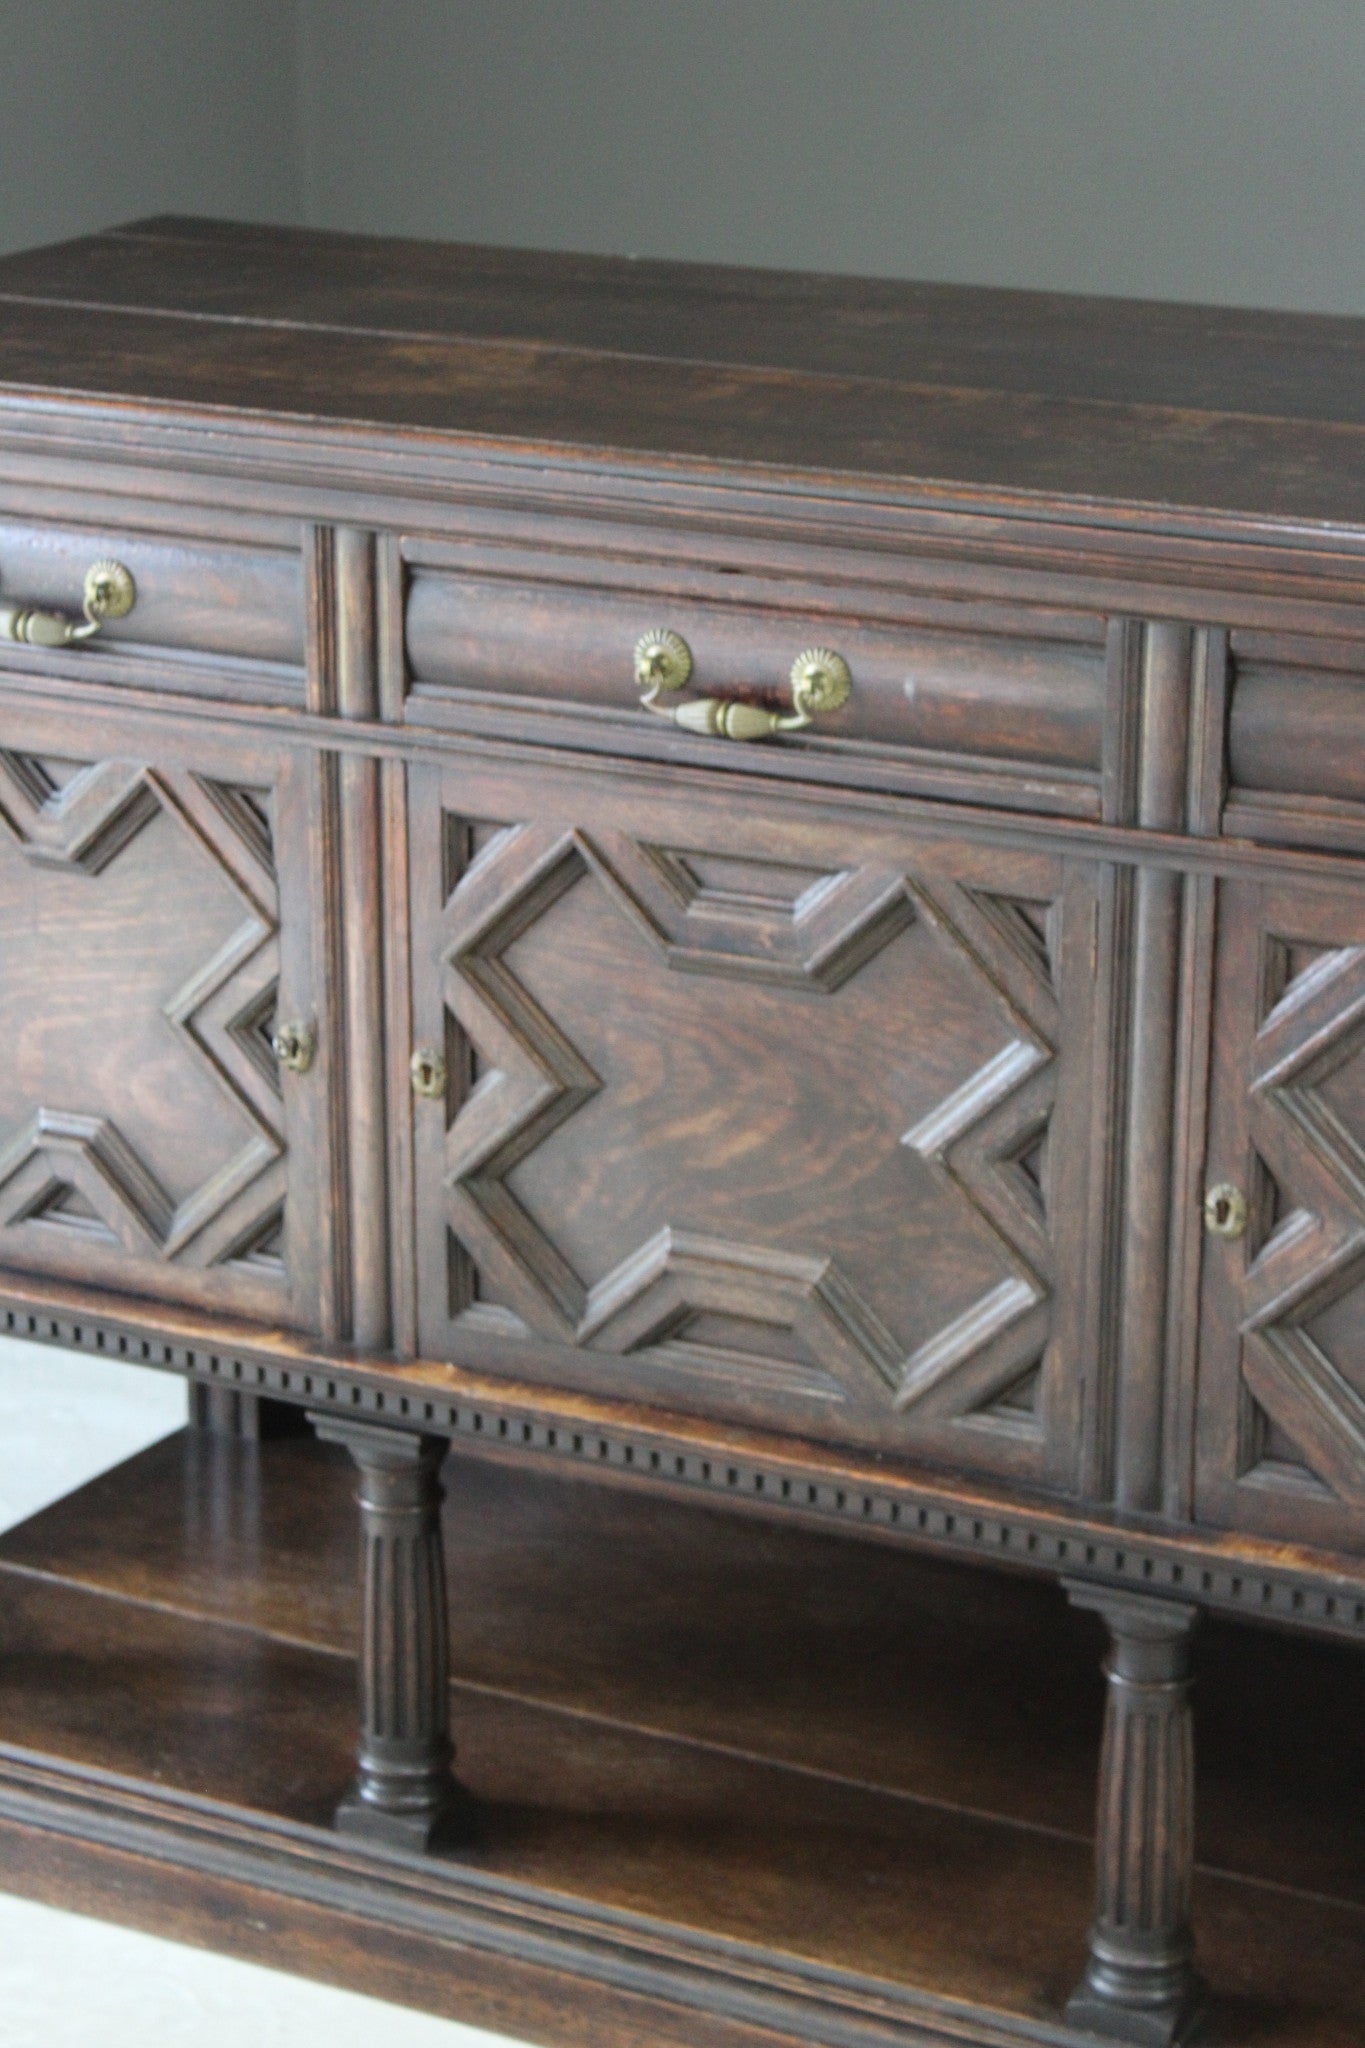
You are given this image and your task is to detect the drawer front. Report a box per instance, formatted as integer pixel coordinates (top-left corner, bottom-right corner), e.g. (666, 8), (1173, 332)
(1224, 629), (1365, 851)
(402, 539), (1106, 818)
(408, 755), (1104, 1495)
(0, 519), (305, 700)
(0, 703), (332, 1328)
(1196, 877), (1365, 1555)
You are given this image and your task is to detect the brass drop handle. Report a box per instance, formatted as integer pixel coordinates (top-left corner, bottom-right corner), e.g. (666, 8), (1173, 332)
(634, 629), (852, 739)
(1204, 1182), (1248, 1239)
(0, 560), (136, 648)
(271, 1020), (316, 1075)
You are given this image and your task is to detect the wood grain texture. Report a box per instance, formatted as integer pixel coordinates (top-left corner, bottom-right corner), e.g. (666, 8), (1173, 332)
(0, 1436), (1357, 2047)
(1196, 877), (1365, 1553)
(0, 700), (328, 1330)
(0, 218), (1363, 523)
(408, 754), (1098, 1486)
(2, 1431), (1361, 1913)
(0, 516), (303, 674)
(1113, 625), (1194, 1512)
(330, 528), (392, 1350)
(2, 215), (1365, 2048)
(309, 1417), (469, 1851)
(402, 555), (1107, 785)
(1063, 1588), (1202, 2048)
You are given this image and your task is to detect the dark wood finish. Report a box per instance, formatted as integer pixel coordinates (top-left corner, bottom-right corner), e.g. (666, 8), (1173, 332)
(402, 542), (1108, 800)
(188, 1384), (314, 1438)
(5, 1431), (1363, 1912)
(2, 217), (1365, 522)
(1063, 1587), (1202, 2047)
(1196, 876), (1365, 1553)
(1, 216), (1364, 2044)
(0, 517), (304, 676)
(0, 1434), (1359, 2045)
(0, 695), (333, 1330)
(310, 1416), (469, 1850)
(408, 752), (1098, 1483)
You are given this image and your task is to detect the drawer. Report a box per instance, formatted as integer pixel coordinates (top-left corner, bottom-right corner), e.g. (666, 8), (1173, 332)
(0, 518), (306, 702)
(405, 749), (1105, 1497)
(1224, 629), (1365, 848)
(401, 536), (1107, 819)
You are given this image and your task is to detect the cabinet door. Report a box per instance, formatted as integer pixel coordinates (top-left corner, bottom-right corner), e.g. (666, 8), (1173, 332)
(408, 757), (1105, 1496)
(1196, 878), (1365, 1554)
(0, 704), (333, 1331)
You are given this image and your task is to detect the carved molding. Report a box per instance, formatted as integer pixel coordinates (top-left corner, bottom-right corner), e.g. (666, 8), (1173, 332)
(310, 1415), (468, 1850)
(1240, 940), (1365, 1502)
(0, 760), (287, 1274)
(590, 831), (917, 990)
(5, 1291), (1363, 1641)
(0, 752), (158, 874)
(1064, 1585), (1203, 2047)
(434, 819), (1063, 1430)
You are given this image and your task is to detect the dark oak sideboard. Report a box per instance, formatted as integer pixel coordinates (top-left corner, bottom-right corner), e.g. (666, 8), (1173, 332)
(0, 217), (1362, 2046)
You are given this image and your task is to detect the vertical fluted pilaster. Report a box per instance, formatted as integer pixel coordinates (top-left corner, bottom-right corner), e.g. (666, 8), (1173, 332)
(1064, 1584), (1204, 2046)
(310, 1414), (469, 1851)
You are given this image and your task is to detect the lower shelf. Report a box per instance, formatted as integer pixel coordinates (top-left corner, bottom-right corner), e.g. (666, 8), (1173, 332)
(0, 1428), (1358, 2046)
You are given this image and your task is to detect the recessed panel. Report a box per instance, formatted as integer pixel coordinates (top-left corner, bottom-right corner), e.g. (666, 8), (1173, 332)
(410, 763), (1098, 1493)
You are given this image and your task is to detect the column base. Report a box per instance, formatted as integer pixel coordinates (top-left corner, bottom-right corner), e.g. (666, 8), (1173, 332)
(335, 1779), (478, 1854)
(1065, 1972), (1207, 2047)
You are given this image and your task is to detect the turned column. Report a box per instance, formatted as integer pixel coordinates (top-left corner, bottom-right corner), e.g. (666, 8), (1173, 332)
(310, 1415), (469, 1850)
(1063, 1584), (1204, 2047)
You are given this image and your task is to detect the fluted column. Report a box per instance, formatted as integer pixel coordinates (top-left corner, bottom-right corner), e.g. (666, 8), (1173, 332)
(310, 1415), (469, 1851)
(1063, 1584), (1204, 2046)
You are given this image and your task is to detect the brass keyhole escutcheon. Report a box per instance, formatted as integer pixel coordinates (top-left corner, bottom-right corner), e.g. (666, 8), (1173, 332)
(1204, 1182), (1248, 1240)
(272, 1019), (316, 1075)
(411, 1047), (448, 1100)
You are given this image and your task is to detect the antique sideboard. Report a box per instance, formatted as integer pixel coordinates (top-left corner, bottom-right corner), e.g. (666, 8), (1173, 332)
(0, 217), (1361, 2046)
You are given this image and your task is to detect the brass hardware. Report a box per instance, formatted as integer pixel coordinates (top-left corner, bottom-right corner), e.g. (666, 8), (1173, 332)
(789, 647), (853, 717)
(633, 628), (693, 695)
(635, 633), (852, 741)
(271, 1020), (316, 1075)
(410, 1046), (448, 1099)
(0, 558), (136, 648)
(1204, 1182), (1248, 1240)
(83, 559), (137, 622)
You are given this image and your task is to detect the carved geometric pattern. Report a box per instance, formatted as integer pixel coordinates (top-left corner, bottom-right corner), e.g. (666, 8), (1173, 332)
(0, 761), (287, 1272)
(222, 1202), (286, 1273)
(1237, 939), (1365, 1503)
(593, 835), (916, 990)
(896, 881), (1057, 1426)
(0, 752), (159, 874)
(976, 1354), (1044, 1428)
(437, 819), (1058, 1426)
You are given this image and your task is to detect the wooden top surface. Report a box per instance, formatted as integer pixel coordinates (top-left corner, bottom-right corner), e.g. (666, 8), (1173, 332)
(0, 214), (1362, 528)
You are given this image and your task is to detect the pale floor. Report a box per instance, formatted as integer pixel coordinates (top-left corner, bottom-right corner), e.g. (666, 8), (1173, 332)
(0, 1335), (531, 2048)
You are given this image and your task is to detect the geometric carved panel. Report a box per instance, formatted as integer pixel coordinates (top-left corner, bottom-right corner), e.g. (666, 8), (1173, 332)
(428, 814), (1064, 1457)
(1236, 938), (1365, 1505)
(0, 753), (286, 1278)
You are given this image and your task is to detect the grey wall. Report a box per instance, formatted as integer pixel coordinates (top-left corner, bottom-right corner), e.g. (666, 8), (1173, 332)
(296, 0), (1365, 311)
(0, 0), (301, 257)
(5, 1), (1365, 312)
